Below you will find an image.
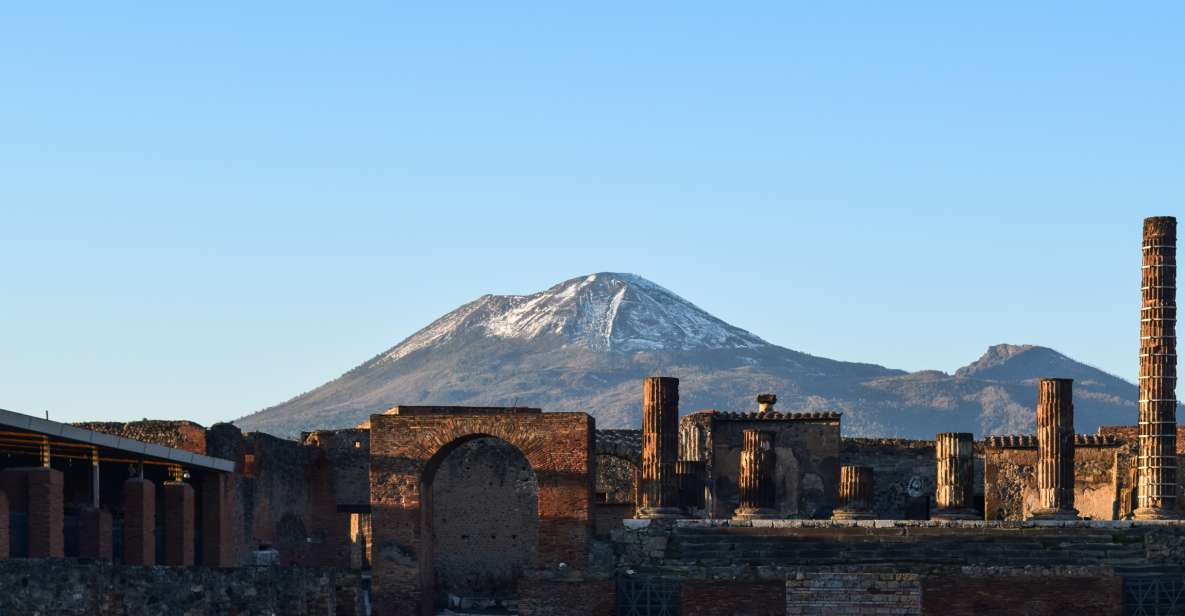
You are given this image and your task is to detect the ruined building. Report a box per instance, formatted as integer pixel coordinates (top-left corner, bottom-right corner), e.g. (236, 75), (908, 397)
(0, 216), (1183, 616)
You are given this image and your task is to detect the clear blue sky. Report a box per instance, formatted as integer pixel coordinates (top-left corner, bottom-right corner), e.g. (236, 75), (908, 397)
(1, 3), (1181, 426)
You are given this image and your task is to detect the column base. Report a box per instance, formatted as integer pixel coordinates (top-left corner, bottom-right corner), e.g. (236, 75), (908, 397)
(636, 507), (684, 519)
(831, 508), (874, 520)
(1028, 507), (1080, 521)
(733, 507), (781, 520)
(931, 509), (980, 521)
(1134, 507), (1183, 521)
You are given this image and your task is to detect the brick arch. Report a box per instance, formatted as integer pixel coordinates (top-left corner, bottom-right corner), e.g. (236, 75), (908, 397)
(368, 409), (595, 616)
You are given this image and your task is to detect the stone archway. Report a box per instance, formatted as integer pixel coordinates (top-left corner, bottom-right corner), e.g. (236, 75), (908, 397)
(423, 435), (539, 610)
(367, 407), (595, 616)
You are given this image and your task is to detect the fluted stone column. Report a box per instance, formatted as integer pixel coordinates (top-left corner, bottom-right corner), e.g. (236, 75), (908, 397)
(1030, 378), (1079, 520)
(734, 430), (778, 519)
(1137, 216), (1181, 519)
(933, 432), (978, 520)
(833, 466), (874, 520)
(639, 376), (682, 518)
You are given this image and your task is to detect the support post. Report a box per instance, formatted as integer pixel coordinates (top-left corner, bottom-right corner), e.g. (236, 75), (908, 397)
(734, 430), (779, 519)
(123, 477), (155, 565)
(164, 480), (195, 566)
(1137, 215), (1181, 519)
(639, 376), (682, 518)
(1031, 378), (1079, 520)
(832, 465), (875, 520)
(26, 467), (63, 557)
(933, 432), (978, 520)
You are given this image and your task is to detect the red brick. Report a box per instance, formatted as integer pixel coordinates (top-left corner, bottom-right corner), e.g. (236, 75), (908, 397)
(123, 478), (155, 565)
(26, 468), (63, 557)
(201, 471), (234, 567)
(921, 575), (1123, 616)
(164, 481), (195, 566)
(79, 507), (112, 560)
(682, 582), (785, 616)
(518, 578), (614, 616)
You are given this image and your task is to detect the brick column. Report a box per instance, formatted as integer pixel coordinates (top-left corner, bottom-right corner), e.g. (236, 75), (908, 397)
(27, 468), (63, 557)
(80, 507), (113, 560)
(201, 471), (235, 567)
(0, 490), (8, 560)
(933, 432), (978, 520)
(734, 430), (778, 519)
(164, 481), (195, 566)
(1137, 215), (1180, 519)
(123, 478), (155, 565)
(832, 465), (874, 520)
(639, 376), (682, 518)
(1030, 378), (1079, 520)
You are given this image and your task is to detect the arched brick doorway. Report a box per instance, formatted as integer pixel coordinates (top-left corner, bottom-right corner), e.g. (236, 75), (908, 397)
(368, 407), (595, 616)
(423, 435), (539, 610)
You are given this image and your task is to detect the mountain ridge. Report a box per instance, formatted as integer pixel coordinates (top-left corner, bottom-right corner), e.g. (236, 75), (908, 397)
(235, 273), (1137, 439)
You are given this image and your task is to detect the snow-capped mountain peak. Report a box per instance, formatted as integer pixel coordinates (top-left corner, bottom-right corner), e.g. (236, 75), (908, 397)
(383, 272), (767, 361)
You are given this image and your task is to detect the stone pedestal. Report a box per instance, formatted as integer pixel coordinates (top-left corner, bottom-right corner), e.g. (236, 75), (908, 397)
(123, 478), (155, 566)
(639, 376), (682, 518)
(164, 481), (195, 566)
(1030, 378), (1079, 520)
(734, 430), (778, 519)
(933, 432), (978, 520)
(832, 466), (875, 520)
(1136, 216), (1181, 520)
(79, 507), (112, 560)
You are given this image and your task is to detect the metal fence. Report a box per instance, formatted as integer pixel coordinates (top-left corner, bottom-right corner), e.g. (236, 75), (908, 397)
(1125, 575), (1185, 616)
(616, 575), (681, 616)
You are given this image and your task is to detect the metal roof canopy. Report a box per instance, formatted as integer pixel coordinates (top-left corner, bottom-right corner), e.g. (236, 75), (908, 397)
(0, 407), (235, 473)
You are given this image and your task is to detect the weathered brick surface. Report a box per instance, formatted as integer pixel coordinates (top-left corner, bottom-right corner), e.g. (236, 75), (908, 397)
(682, 581), (784, 616)
(786, 573), (921, 616)
(201, 471), (234, 566)
(0, 490), (8, 559)
(79, 507), (112, 560)
(26, 467), (63, 557)
(73, 420), (208, 455)
(122, 478), (155, 565)
(518, 578), (615, 616)
(369, 409), (595, 615)
(0, 558), (363, 615)
(921, 575), (1122, 616)
(984, 439), (1122, 520)
(164, 481), (195, 566)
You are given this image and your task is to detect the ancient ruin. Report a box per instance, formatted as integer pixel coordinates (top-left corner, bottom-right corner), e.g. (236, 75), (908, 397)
(1, 215), (1183, 615)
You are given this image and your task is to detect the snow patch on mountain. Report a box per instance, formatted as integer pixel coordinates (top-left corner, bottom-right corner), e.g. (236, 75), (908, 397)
(383, 272), (767, 361)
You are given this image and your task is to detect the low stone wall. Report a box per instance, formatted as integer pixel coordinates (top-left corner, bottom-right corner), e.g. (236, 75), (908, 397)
(683, 581), (785, 616)
(0, 559), (365, 616)
(786, 573), (921, 616)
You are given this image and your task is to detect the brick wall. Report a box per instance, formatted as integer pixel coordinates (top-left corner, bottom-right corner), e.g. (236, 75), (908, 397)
(785, 573), (921, 615)
(368, 409), (595, 615)
(983, 439), (1123, 520)
(518, 578), (615, 616)
(26, 468), (63, 557)
(921, 575), (1122, 616)
(682, 581), (785, 616)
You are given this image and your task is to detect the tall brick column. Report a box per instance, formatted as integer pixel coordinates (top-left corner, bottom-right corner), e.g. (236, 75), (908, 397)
(201, 471), (235, 566)
(933, 432), (978, 520)
(164, 481), (195, 566)
(639, 376), (682, 518)
(26, 468), (64, 557)
(832, 465), (875, 520)
(0, 490), (8, 560)
(123, 478), (155, 565)
(1031, 378), (1079, 520)
(79, 507), (112, 560)
(1137, 216), (1181, 519)
(734, 430), (778, 519)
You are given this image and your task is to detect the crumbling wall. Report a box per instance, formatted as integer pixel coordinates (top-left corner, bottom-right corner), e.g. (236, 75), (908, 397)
(983, 436), (1121, 520)
(73, 420), (207, 455)
(245, 432), (312, 565)
(0, 559), (364, 615)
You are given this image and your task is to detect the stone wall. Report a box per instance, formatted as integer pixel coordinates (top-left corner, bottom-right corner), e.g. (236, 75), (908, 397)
(683, 581), (786, 616)
(786, 573), (921, 616)
(681, 412), (840, 518)
(517, 576), (615, 616)
(73, 420), (208, 456)
(921, 573), (1122, 616)
(0, 558), (364, 615)
(983, 435), (1123, 520)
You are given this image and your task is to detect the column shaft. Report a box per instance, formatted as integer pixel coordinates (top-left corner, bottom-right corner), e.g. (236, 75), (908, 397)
(735, 430), (777, 518)
(1138, 216), (1179, 518)
(933, 432), (977, 520)
(164, 481), (195, 566)
(833, 466), (874, 520)
(26, 468), (63, 557)
(639, 376), (682, 517)
(123, 478), (155, 565)
(1031, 378), (1078, 519)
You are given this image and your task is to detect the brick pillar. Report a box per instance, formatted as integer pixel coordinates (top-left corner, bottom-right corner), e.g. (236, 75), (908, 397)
(675, 460), (706, 512)
(734, 430), (778, 519)
(201, 471), (234, 567)
(639, 376), (682, 518)
(933, 432), (978, 520)
(832, 465), (874, 520)
(1137, 215), (1180, 519)
(123, 478), (155, 565)
(1030, 378), (1079, 520)
(164, 481), (195, 566)
(79, 507), (113, 560)
(26, 468), (63, 557)
(0, 490), (8, 560)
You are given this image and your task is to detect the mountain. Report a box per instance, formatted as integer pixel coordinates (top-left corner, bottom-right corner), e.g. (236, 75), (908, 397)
(235, 273), (1139, 439)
